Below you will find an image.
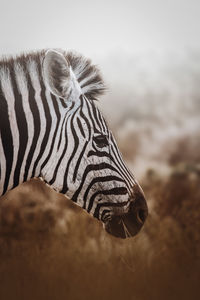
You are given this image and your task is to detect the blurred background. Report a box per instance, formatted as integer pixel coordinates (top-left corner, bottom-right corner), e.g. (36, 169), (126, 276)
(0, 0), (200, 299)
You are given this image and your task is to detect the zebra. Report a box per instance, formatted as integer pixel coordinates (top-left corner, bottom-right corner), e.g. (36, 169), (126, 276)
(0, 49), (148, 238)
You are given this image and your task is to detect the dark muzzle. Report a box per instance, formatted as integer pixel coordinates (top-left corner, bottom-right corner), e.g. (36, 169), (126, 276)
(105, 186), (148, 238)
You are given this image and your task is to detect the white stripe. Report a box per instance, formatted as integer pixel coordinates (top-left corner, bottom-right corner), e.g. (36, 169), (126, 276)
(14, 62), (34, 183)
(35, 89), (58, 172)
(27, 60), (47, 178)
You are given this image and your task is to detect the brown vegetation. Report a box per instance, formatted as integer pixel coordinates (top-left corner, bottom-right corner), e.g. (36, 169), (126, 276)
(0, 162), (199, 300)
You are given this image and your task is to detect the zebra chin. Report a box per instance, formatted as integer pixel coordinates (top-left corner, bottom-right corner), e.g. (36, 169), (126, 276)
(104, 189), (148, 239)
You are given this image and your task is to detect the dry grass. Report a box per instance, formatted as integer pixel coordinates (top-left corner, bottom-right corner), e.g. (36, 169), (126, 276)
(0, 165), (199, 300)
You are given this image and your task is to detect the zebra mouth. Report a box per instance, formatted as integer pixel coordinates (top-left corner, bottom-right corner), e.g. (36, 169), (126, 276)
(105, 214), (141, 238)
(104, 202), (148, 239)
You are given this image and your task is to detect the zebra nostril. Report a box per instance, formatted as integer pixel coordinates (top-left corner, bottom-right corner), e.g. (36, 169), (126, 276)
(136, 208), (147, 224)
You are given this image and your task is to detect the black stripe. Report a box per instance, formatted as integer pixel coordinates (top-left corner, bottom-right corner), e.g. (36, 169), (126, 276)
(109, 135), (133, 183)
(80, 95), (91, 139)
(23, 70), (41, 181)
(84, 97), (98, 133)
(94, 199), (129, 219)
(90, 101), (102, 130)
(40, 94), (61, 170)
(60, 106), (80, 193)
(73, 141), (88, 182)
(82, 175), (124, 209)
(48, 118), (69, 186)
(88, 147), (132, 192)
(71, 163), (121, 201)
(57, 114), (67, 151)
(77, 117), (85, 138)
(110, 134), (133, 181)
(97, 109), (107, 133)
(0, 81), (14, 194)
(87, 150), (111, 158)
(32, 68), (52, 177)
(110, 143), (133, 186)
(10, 66), (28, 188)
(88, 99), (102, 132)
(59, 97), (67, 108)
(57, 101), (75, 151)
(101, 209), (111, 222)
(88, 187), (128, 212)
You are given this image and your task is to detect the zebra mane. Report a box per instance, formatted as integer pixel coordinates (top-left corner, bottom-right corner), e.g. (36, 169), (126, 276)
(0, 49), (106, 101)
(65, 51), (106, 100)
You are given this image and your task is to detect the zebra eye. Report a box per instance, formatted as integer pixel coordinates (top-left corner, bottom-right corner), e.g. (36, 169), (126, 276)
(94, 135), (109, 148)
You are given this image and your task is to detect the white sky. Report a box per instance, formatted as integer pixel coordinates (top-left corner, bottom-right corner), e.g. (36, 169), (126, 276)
(0, 0), (200, 58)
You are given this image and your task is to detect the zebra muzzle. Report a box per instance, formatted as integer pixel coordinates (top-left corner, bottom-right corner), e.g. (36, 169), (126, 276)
(105, 187), (148, 239)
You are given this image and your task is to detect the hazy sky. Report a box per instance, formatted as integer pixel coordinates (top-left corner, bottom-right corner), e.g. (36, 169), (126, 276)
(1, 0), (200, 58)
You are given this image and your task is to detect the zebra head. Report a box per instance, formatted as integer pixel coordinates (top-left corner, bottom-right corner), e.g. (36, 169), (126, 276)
(42, 50), (148, 238)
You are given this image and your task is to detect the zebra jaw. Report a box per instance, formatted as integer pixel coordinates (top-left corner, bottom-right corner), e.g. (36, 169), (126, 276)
(41, 176), (148, 239)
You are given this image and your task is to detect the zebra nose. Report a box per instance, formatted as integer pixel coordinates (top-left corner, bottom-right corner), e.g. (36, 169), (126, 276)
(104, 186), (148, 239)
(130, 185), (148, 226)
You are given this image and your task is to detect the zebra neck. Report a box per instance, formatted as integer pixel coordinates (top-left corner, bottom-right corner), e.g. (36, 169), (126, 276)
(0, 59), (66, 196)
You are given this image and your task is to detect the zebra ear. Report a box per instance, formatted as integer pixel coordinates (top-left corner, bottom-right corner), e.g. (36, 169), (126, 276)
(42, 50), (72, 99)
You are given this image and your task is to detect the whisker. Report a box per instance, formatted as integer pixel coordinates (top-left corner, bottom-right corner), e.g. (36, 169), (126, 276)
(121, 219), (131, 238)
